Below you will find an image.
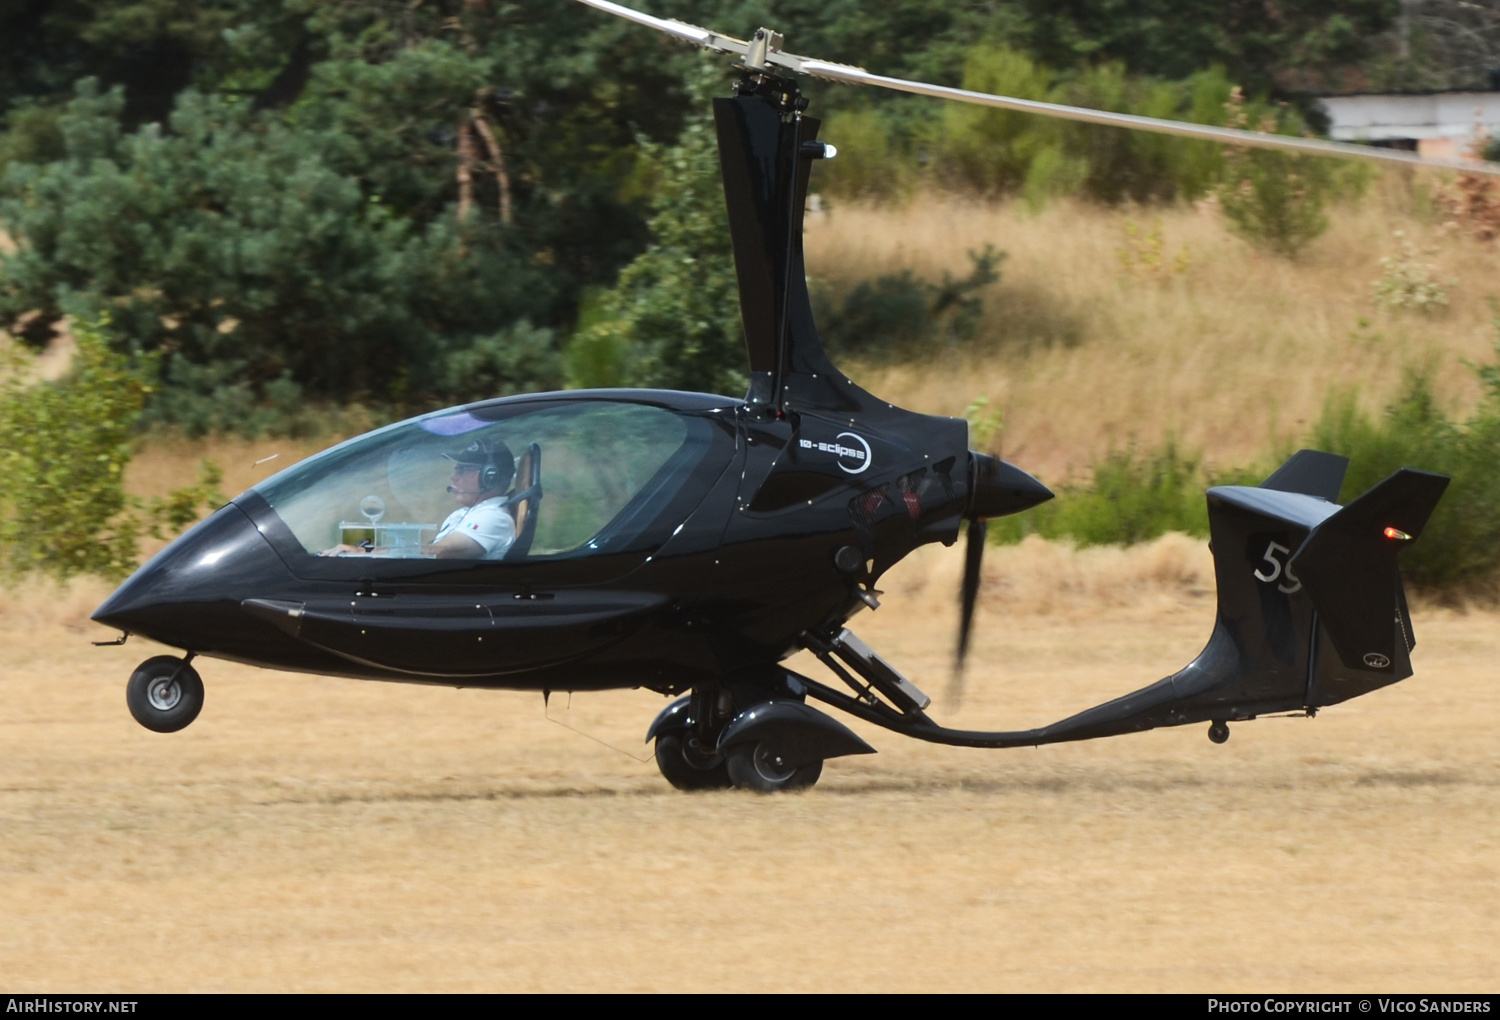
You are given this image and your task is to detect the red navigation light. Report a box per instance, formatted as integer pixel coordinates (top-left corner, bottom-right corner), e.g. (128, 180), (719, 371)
(1383, 527), (1413, 541)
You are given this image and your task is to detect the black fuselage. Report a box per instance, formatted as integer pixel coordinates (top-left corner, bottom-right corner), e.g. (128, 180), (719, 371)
(94, 388), (979, 694)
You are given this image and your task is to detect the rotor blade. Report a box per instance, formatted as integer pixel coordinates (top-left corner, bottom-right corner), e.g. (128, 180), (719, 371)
(572, 0), (752, 57)
(800, 62), (1500, 178)
(573, 0), (1500, 179)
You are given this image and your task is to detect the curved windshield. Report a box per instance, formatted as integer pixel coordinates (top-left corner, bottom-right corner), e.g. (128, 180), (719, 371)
(254, 400), (700, 559)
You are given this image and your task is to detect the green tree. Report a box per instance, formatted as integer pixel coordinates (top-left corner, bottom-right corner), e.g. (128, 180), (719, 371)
(0, 0), (292, 129)
(926, 48), (1236, 206)
(936, 46), (1068, 198)
(0, 75), (563, 423)
(1013, 0), (1399, 95)
(565, 63), (746, 396)
(1, 3), (741, 426)
(0, 0), (1409, 429)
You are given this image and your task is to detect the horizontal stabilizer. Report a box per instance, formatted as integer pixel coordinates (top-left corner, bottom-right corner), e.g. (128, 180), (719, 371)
(1292, 468), (1449, 672)
(1260, 449), (1348, 503)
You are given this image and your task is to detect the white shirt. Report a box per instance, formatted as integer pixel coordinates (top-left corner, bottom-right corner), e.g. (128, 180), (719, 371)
(435, 497), (516, 558)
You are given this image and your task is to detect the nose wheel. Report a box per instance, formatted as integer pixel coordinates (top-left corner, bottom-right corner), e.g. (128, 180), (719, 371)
(126, 655), (204, 733)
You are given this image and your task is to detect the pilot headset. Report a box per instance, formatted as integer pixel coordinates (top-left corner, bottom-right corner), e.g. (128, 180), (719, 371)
(478, 447), (502, 491)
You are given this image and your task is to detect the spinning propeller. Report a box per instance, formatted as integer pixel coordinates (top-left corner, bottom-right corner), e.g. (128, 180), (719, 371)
(955, 519), (985, 681)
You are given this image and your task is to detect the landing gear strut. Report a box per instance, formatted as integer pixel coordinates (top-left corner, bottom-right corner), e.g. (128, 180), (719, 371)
(651, 687), (733, 791)
(648, 675), (873, 793)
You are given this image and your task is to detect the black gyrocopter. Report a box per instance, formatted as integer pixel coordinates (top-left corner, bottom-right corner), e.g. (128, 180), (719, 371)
(94, 0), (1472, 791)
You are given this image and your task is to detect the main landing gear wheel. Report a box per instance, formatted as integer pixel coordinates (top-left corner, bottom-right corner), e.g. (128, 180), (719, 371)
(126, 655), (204, 733)
(655, 730), (732, 790)
(726, 741), (823, 793)
(1208, 720), (1230, 744)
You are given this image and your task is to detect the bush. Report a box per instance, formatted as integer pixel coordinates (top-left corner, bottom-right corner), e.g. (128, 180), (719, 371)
(991, 440), (1261, 547)
(0, 318), (147, 579)
(1212, 89), (1365, 258)
(1310, 346), (1500, 589)
(1434, 172), (1500, 243)
(819, 47), (1369, 225)
(814, 246), (1004, 360)
(827, 50), (1241, 208)
(1053, 64), (1229, 206)
(1372, 231), (1455, 314)
(137, 356), (381, 439)
(935, 46), (1063, 199)
(814, 108), (917, 203)
(1117, 218), (1192, 283)
(0, 318), (224, 581)
(984, 331), (1500, 594)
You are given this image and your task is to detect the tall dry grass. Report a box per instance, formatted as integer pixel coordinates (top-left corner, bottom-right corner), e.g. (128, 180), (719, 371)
(0, 573), (114, 634)
(806, 175), (1500, 482)
(119, 434), (344, 560)
(124, 433), (337, 504)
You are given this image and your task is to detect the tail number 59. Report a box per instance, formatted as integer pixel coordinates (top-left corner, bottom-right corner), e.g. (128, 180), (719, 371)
(1253, 541), (1302, 594)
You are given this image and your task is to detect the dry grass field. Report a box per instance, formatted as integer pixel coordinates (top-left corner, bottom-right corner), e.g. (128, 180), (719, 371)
(4, 190), (1499, 991)
(806, 183), (1500, 482)
(2, 539), (1497, 992)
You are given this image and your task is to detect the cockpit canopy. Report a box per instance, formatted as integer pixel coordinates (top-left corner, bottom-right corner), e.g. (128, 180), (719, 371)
(253, 397), (727, 561)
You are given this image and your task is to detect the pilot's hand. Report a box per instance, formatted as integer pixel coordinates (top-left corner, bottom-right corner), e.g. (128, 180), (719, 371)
(319, 542), (375, 556)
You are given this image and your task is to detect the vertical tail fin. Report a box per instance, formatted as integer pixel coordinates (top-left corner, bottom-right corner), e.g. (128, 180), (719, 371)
(1259, 449), (1348, 502)
(1292, 468), (1449, 675)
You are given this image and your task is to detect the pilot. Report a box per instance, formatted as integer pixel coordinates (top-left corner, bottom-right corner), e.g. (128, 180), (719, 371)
(427, 438), (518, 559)
(324, 438), (517, 559)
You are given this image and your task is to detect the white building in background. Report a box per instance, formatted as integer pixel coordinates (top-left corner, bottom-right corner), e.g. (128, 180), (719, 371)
(1319, 91), (1500, 159)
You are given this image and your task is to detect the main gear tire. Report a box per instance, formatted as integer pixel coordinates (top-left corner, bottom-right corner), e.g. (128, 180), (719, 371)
(726, 741), (823, 793)
(126, 656), (204, 733)
(655, 730), (732, 791)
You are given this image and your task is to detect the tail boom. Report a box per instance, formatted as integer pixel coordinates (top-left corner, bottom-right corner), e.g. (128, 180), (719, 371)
(802, 452), (1450, 748)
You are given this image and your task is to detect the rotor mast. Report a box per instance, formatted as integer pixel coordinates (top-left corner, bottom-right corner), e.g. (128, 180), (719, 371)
(712, 35), (852, 413)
